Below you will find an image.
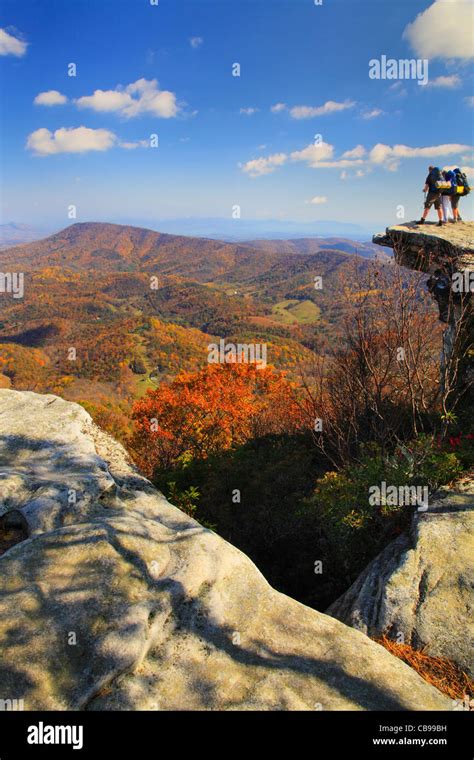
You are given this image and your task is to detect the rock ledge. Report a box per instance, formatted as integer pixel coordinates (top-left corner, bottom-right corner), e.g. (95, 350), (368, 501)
(0, 390), (450, 710)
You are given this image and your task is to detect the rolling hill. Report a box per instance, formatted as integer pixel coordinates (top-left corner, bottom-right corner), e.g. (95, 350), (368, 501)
(0, 222), (380, 422)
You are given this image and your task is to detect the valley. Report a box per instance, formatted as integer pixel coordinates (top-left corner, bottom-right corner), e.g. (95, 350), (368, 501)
(0, 222), (384, 423)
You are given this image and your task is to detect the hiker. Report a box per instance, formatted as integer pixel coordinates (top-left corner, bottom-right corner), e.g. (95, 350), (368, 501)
(441, 171), (454, 223)
(418, 166), (444, 226)
(450, 167), (470, 223)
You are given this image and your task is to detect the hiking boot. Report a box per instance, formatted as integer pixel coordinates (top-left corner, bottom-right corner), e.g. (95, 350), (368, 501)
(438, 220), (444, 227)
(417, 218), (425, 224)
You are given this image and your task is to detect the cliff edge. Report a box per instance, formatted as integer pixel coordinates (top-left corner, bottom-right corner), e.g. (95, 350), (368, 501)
(0, 389), (450, 710)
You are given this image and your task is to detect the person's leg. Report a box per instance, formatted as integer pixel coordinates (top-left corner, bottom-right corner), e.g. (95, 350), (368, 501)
(419, 194), (432, 222)
(451, 195), (460, 221)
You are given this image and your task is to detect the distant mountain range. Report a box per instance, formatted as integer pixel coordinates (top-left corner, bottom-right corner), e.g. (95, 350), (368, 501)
(116, 217), (374, 240)
(0, 223), (53, 249)
(0, 221), (392, 415)
(0, 221), (388, 273)
(0, 217), (376, 249)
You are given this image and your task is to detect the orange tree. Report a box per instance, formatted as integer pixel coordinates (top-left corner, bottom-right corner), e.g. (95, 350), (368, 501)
(130, 362), (304, 476)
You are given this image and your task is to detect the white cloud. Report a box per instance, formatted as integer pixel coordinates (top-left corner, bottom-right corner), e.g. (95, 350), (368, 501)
(426, 74), (461, 88)
(240, 107), (259, 115)
(241, 153), (288, 177)
(362, 108), (384, 120)
(271, 102), (287, 113)
(290, 142), (335, 167)
(75, 78), (180, 118)
(190, 37), (203, 48)
(369, 142), (471, 171)
(0, 28), (27, 57)
(34, 90), (68, 106)
(289, 100), (355, 119)
(370, 142), (470, 164)
(314, 159), (365, 169)
(26, 126), (117, 155)
(403, 0), (473, 60)
(342, 145), (366, 159)
(307, 196), (327, 205)
(465, 96), (474, 107)
(242, 138), (471, 178)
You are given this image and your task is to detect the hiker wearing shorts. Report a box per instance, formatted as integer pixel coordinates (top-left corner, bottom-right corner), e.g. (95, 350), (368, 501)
(418, 165), (443, 227)
(451, 192), (461, 222)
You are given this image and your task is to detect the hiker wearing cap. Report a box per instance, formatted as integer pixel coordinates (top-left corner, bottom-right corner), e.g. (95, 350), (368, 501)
(418, 166), (444, 227)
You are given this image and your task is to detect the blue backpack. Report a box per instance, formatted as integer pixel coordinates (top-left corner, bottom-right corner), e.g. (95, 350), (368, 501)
(444, 170), (456, 195)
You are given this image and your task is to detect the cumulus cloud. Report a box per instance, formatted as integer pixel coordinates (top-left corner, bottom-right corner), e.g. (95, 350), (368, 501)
(361, 108), (384, 119)
(240, 107), (259, 115)
(241, 139), (471, 178)
(307, 196), (327, 205)
(290, 142), (335, 167)
(289, 100), (355, 119)
(271, 103), (287, 113)
(190, 37), (203, 48)
(342, 145), (366, 159)
(0, 28), (27, 57)
(426, 74), (461, 88)
(403, 0), (473, 60)
(369, 142), (471, 171)
(26, 126), (117, 155)
(34, 90), (68, 106)
(75, 78), (180, 118)
(370, 142), (470, 163)
(241, 153), (287, 177)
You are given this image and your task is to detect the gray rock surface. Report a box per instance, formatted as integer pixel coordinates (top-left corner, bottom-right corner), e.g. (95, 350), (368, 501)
(0, 389), (451, 710)
(373, 221), (474, 273)
(327, 476), (474, 678)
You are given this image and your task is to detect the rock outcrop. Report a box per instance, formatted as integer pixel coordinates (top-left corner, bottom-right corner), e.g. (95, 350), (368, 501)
(0, 390), (450, 710)
(327, 474), (474, 678)
(373, 221), (474, 274)
(373, 221), (473, 397)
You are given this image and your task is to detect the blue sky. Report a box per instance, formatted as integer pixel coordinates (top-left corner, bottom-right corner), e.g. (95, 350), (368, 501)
(0, 0), (473, 233)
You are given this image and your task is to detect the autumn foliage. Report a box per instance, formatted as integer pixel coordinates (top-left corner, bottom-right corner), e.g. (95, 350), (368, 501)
(130, 363), (304, 476)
